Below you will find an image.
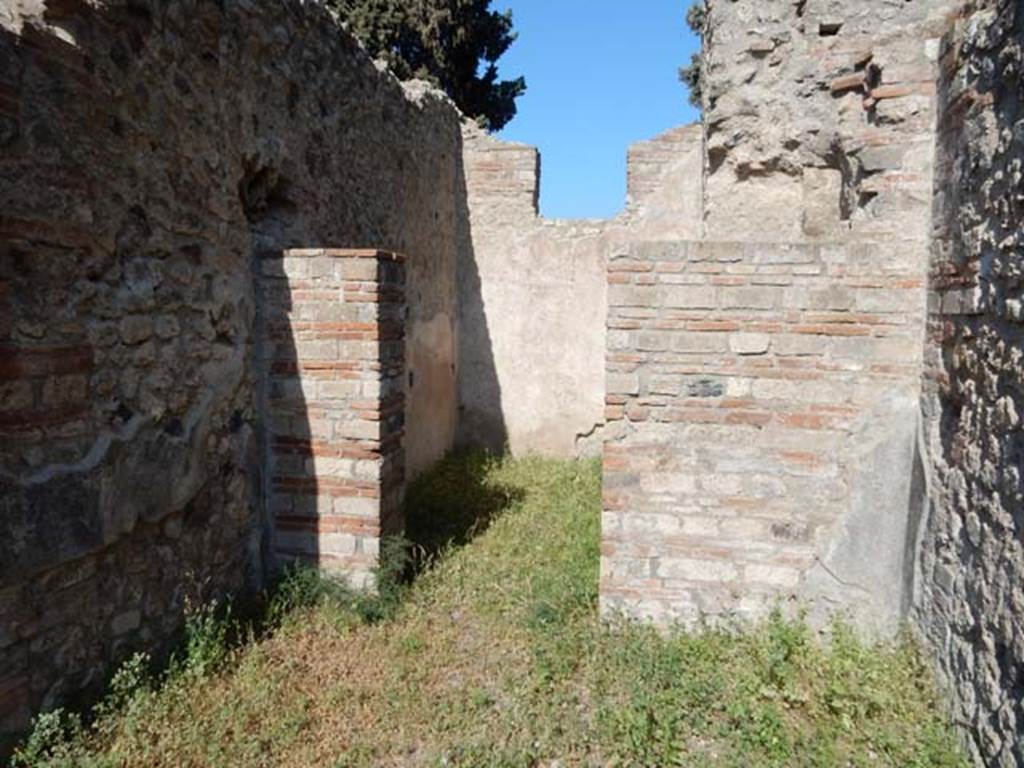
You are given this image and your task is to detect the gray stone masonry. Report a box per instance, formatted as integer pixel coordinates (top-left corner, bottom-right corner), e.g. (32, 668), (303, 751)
(1, 0), (1023, 763)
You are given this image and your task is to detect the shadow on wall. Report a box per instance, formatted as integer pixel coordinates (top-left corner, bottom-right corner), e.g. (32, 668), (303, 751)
(454, 144), (508, 454)
(246, 180), (315, 581)
(0, 0), (505, 748)
(252, 128), (506, 585)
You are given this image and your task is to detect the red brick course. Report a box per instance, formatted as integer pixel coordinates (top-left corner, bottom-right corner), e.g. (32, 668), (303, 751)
(601, 240), (927, 624)
(263, 249), (406, 588)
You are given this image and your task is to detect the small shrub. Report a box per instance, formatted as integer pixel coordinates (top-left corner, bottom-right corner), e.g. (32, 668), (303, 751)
(353, 535), (411, 623)
(267, 563), (356, 627)
(10, 709), (86, 768)
(176, 599), (232, 679)
(95, 653), (152, 718)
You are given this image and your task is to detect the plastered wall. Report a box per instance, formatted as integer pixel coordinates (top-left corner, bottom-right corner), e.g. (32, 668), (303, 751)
(457, 123), (703, 457)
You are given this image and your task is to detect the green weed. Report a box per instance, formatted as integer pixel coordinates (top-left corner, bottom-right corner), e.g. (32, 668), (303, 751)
(11, 452), (967, 768)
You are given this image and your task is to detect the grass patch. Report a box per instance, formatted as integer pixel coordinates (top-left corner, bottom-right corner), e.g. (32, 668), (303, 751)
(13, 452), (966, 767)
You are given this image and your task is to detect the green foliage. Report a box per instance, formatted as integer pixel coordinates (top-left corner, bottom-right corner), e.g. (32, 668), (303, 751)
(367, 535), (412, 618)
(9, 710), (88, 768)
(404, 449), (523, 572)
(12, 454), (967, 767)
(176, 600), (233, 679)
(268, 537), (411, 628)
(330, 0), (526, 130)
(686, 0), (706, 33)
(266, 562), (350, 626)
(679, 0), (706, 109)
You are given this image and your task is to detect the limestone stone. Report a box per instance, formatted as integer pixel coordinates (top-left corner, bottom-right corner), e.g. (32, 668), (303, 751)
(2, 0), (1021, 763)
(119, 316), (153, 346)
(914, 2), (1024, 764)
(729, 332), (771, 356)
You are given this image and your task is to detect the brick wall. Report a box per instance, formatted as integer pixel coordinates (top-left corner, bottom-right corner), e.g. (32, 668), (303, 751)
(0, 0), (464, 747)
(262, 249), (406, 588)
(602, 238), (927, 630)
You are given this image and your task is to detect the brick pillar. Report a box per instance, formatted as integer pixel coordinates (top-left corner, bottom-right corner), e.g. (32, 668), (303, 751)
(262, 248), (406, 589)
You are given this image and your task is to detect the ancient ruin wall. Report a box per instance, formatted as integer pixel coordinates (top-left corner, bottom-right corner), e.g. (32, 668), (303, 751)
(600, 0), (955, 632)
(263, 249), (407, 589)
(702, 0), (953, 243)
(458, 123), (703, 457)
(0, 0), (464, 743)
(916, 2), (1024, 764)
(602, 238), (928, 630)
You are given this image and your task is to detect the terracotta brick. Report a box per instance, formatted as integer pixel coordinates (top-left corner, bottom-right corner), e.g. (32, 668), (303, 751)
(0, 345), (93, 381)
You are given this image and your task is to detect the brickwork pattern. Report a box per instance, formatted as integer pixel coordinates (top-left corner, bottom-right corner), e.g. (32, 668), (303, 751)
(602, 239), (927, 629)
(263, 249), (406, 587)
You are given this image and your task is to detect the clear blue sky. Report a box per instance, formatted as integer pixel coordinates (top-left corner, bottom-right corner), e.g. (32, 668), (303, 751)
(494, 1), (701, 220)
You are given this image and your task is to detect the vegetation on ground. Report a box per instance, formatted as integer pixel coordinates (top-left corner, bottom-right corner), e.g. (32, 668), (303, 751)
(13, 453), (966, 767)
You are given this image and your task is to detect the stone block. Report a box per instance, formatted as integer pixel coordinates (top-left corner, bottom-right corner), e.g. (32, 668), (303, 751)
(293, 340), (338, 360)
(0, 380), (33, 412)
(119, 316), (153, 345)
(111, 610), (141, 635)
(333, 496), (380, 519)
(729, 332), (771, 355)
(657, 285), (719, 310)
(859, 144), (907, 172)
(672, 334), (729, 354)
(802, 169), (843, 238)
(607, 373), (640, 396)
(319, 380), (359, 400)
(609, 284), (656, 307)
(719, 286), (780, 310)
(658, 558), (738, 583)
(317, 533), (358, 557)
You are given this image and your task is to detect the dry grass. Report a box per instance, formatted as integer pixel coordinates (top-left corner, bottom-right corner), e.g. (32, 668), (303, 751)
(13, 453), (967, 767)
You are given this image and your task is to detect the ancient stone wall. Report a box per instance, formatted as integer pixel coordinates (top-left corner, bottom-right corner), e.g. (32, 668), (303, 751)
(702, 0), (952, 243)
(915, 1), (1024, 764)
(4, 0), (1023, 761)
(600, 0), (956, 632)
(0, 0), (465, 745)
(458, 123), (703, 456)
(602, 238), (927, 630)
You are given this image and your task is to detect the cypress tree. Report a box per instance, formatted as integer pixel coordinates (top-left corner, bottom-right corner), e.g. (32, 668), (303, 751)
(332, 0), (526, 130)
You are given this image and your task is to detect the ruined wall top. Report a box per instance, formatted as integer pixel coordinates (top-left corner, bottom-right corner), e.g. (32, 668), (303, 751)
(702, 0), (959, 242)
